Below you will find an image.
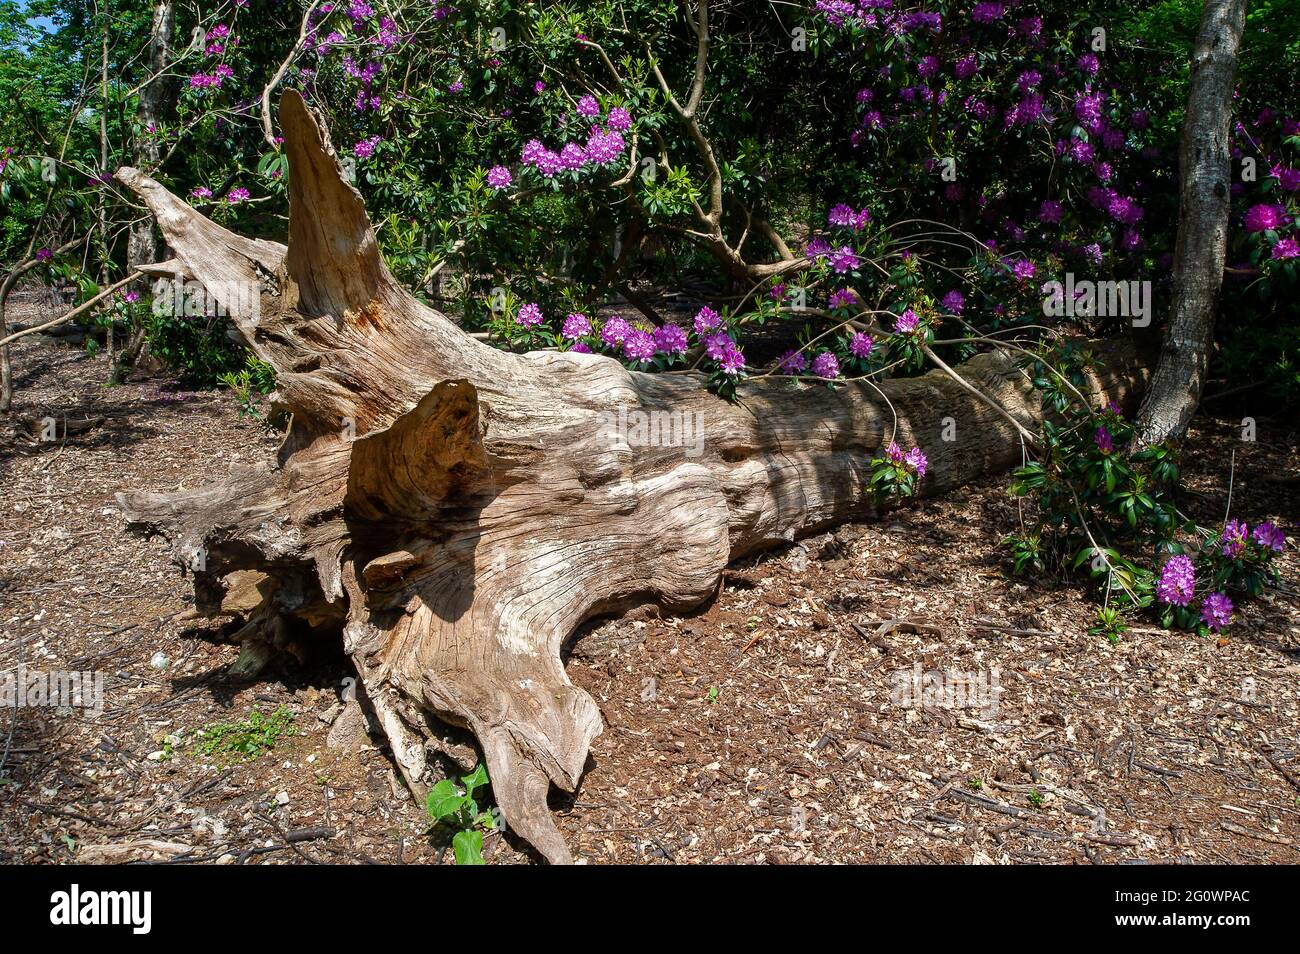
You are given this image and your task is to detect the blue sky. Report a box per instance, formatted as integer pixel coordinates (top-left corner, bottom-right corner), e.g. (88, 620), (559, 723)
(13, 0), (55, 34)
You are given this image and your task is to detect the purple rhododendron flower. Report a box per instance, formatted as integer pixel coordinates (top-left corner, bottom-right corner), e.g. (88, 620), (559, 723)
(905, 447), (928, 477)
(693, 306), (721, 334)
(576, 94), (600, 118)
(561, 312), (591, 339)
(1221, 519), (1249, 559)
(1271, 164), (1300, 191)
(606, 107), (632, 132)
(828, 203), (856, 227)
(1252, 521), (1285, 552)
(1018, 17), (1042, 37)
(828, 246), (860, 273)
(828, 288), (857, 309)
(486, 165), (512, 189)
(811, 351), (840, 379)
(1157, 555), (1195, 607)
(894, 309), (920, 334)
(849, 331), (874, 357)
(718, 342), (746, 375)
(600, 316), (631, 346)
(353, 135), (382, 159)
(703, 331), (733, 361)
(815, 0), (856, 28)
(1006, 256), (1037, 281)
(777, 350), (807, 374)
(1200, 592), (1234, 631)
(1244, 203), (1288, 233)
(559, 142), (587, 170)
(582, 127), (626, 166)
(1094, 426), (1114, 453)
(886, 441), (905, 464)
(623, 328), (657, 362)
(941, 289), (965, 314)
(516, 302), (543, 327)
(225, 187), (251, 204)
(1272, 236), (1300, 260)
(654, 323), (689, 355)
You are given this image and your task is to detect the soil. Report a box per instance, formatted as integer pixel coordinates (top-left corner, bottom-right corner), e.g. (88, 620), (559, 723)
(2, 325), (1298, 865)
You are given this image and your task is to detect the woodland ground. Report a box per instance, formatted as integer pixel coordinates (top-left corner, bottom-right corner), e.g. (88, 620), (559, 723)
(1, 295), (1299, 865)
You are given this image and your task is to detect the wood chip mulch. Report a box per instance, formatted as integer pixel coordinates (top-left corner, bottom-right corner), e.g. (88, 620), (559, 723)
(1, 332), (1297, 865)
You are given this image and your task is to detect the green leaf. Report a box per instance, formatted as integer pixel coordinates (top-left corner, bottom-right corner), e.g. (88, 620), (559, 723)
(452, 829), (485, 865)
(461, 761), (490, 801)
(425, 779), (465, 822)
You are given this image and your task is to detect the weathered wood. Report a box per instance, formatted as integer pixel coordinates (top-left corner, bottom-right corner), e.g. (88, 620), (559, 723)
(115, 90), (1149, 864)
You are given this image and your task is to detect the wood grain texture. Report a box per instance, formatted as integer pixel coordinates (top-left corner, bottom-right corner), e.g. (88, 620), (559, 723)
(115, 90), (1149, 863)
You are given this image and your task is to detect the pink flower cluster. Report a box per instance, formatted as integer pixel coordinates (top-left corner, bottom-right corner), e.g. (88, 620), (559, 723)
(189, 64), (234, 90)
(520, 125), (628, 177)
(516, 98), (631, 178)
(828, 203), (871, 231)
(885, 440), (929, 478)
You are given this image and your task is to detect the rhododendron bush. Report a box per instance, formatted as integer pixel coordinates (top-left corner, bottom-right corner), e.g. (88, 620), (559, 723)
(6, 1), (1296, 384)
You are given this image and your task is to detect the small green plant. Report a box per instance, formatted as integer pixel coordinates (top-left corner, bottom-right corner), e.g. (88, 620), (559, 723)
(218, 356), (277, 419)
(869, 440), (928, 500)
(158, 733), (180, 761)
(706, 686), (720, 704)
(424, 762), (498, 865)
(1028, 788), (1044, 807)
(1001, 532), (1045, 576)
(192, 706), (296, 763)
(967, 777), (983, 791)
(1088, 606), (1128, 644)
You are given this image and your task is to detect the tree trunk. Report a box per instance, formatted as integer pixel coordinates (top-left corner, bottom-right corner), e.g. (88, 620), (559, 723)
(1134, 0), (1247, 445)
(114, 90), (1150, 864)
(115, 0), (175, 386)
(127, 0), (173, 270)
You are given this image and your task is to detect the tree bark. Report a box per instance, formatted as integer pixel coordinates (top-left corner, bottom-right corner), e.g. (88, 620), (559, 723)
(114, 90), (1150, 864)
(114, 0), (175, 386)
(1134, 0), (1247, 446)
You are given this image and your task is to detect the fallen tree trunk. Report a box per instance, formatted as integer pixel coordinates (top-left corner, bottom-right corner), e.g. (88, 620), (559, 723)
(115, 90), (1149, 864)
